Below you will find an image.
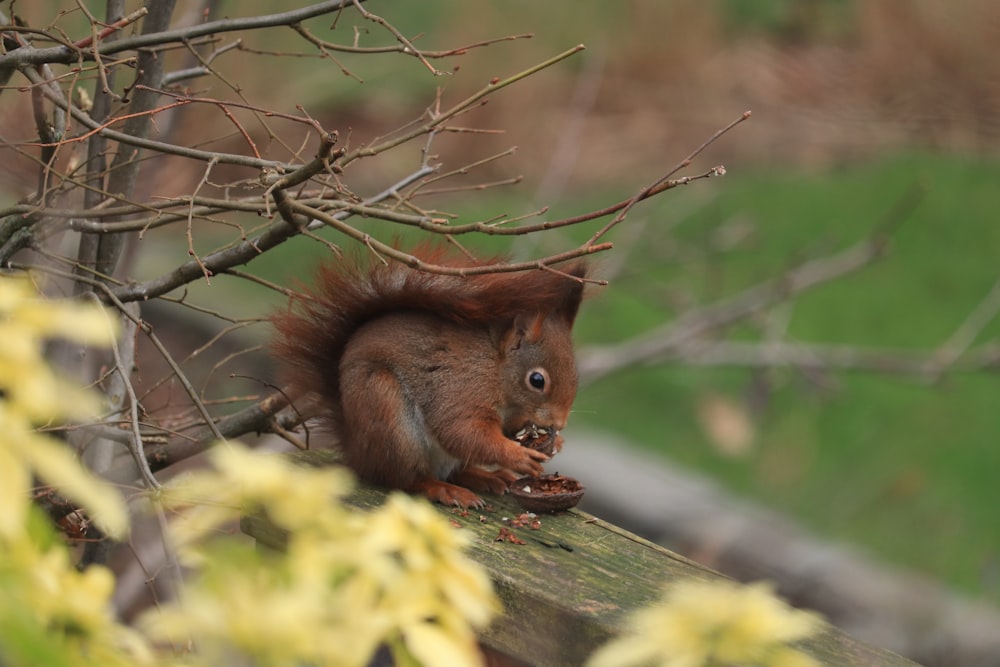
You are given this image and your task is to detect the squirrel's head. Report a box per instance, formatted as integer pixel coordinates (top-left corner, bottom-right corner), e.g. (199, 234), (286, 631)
(494, 269), (584, 439)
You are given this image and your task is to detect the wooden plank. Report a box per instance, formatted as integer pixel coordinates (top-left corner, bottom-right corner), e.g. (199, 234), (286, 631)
(241, 449), (919, 667)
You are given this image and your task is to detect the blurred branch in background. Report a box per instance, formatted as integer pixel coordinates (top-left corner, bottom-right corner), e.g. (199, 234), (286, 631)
(580, 183), (999, 384)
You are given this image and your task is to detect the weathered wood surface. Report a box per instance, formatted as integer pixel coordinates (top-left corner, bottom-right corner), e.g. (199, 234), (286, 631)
(241, 449), (919, 667)
(555, 433), (1000, 665)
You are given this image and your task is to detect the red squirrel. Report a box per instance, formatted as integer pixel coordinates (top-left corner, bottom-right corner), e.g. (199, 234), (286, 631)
(271, 246), (587, 508)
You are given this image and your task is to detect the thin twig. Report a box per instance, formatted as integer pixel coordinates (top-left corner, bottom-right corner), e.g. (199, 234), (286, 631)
(187, 157), (220, 284)
(11, 262), (226, 442)
(86, 294), (161, 490)
(18, 66), (292, 172)
(290, 22), (532, 58)
(340, 44), (586, 167)
(929, 279), (1000, 378)
(587, 110), (751, 245)
(578, 230), (895, 383)
(648, 339), (1000, 378)
(292, 197), (612, 276)
(0, 1), (362, 67)
(162, 39), (242, 85)
(349, 0), (442, 75)
(72, 6), (148, 49)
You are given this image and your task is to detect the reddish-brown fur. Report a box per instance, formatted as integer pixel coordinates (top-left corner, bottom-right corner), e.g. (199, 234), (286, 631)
(272, 246), (586, 508)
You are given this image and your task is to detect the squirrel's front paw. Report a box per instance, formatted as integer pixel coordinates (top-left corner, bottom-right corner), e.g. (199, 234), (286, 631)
(507, 445), (549, 477)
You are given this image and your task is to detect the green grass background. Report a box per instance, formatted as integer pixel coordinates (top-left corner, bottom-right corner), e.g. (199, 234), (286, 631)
(569, 152), (1000, 603)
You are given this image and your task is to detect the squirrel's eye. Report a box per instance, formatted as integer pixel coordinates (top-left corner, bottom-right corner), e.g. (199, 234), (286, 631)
(526, 369), (547, 392)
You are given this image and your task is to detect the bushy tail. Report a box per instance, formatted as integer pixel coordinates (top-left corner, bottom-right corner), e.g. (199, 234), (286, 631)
(271, 245), (586, 412)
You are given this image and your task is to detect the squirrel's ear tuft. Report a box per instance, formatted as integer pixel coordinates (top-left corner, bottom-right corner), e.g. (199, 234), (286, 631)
(555, 262), (586, 328)
(520, 312), (547, 343)
(496, 312), (542, 355)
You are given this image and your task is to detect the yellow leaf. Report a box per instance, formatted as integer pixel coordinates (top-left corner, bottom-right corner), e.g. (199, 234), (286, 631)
(20, 437), (128, 539)
(0, 436), (30, 538)
(403, 623), (483, 667)
(24, 300), (119, 345)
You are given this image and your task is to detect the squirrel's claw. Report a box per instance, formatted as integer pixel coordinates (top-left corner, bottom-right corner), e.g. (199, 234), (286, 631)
(412, 478), (485, 509)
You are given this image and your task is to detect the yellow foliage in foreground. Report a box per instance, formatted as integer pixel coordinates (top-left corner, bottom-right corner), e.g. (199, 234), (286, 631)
(0, 275), (145, 666)
(588, 579), (822, 667)
(0, 275), (126, 539)
(144, 444), (499, 667)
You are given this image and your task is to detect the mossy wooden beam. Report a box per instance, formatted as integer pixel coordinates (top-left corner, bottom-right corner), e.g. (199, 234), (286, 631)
(240, 449), (919, 667)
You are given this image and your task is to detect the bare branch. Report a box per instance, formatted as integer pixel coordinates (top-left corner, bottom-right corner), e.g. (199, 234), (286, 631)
(72, 7), (149, 50)
(637, 339), (1000, 378)
(11, 262), (226, 443)
(930, 279), (1000, 376)
(578, 183), (924, 383)
(289, 22), (532, 58)
(348, 0), (444, 75)
(587, 110), (751, 245)
(84, 295), (161, 491)
(17, 65), (292, 172)
(340, 44), (586, 167)
(578, 232), (893, 384)
(108, 216), (302, 302)
(0, 1), (360, 68)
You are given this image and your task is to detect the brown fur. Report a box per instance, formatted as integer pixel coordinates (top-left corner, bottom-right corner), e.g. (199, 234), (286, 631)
(271, 246), (586, 507)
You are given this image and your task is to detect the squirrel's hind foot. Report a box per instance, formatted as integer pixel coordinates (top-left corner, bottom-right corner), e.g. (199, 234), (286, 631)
(411, 478), (485, 509)
(450, 466), (519, 496)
